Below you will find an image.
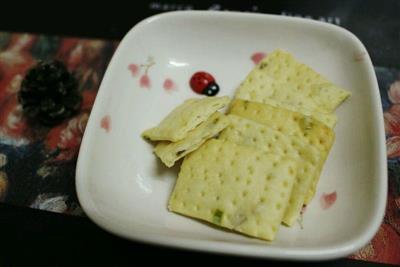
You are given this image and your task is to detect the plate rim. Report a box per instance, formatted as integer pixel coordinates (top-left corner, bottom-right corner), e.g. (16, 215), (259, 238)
(76, 10), (387, 260)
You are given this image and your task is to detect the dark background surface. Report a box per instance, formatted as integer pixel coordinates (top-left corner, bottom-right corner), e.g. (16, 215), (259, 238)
(0, 1), (398, 266)
(0, 203), (394, 266)
(2, 0), (399, 68)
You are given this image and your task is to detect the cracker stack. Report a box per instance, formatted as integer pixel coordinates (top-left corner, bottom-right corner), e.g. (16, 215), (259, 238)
(143, 96), (230, 167)
(143, 49), (350, 241)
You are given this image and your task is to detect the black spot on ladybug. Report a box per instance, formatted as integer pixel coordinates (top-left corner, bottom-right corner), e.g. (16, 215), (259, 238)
(203, 82), (219, 96)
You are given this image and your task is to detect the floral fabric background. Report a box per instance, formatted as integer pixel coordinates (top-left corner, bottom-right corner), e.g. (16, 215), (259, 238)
(0, 32), (399, 264)
(0, 32), (118, 215)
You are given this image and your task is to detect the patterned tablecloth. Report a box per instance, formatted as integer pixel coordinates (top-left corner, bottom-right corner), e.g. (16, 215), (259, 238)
(0, 32), (399, 265)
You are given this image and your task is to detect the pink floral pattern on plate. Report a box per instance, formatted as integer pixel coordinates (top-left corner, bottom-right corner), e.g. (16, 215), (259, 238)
(127, 57), (155, 89)
(128, 64), (139, 76)
(100, 115), (111, 132)
(320, 191), (337, 210)
(354, 51), (367, 62)
(251, 52), (267, 65)
(163, 78), (177, 92)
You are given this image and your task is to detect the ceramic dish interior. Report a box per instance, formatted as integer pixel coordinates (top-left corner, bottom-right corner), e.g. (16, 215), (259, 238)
(76, 11), (387, 260)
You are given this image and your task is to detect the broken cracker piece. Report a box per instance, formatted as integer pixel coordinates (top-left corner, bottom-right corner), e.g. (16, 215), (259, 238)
(155, 112), (229, 167)
(142, 96), (230, 142)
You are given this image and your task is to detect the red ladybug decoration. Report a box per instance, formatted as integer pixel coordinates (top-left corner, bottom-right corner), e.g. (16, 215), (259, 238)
(189, 71), (219, 96)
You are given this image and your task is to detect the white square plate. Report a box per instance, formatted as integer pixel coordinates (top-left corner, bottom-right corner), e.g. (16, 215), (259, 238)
(76, 11), (387, 260)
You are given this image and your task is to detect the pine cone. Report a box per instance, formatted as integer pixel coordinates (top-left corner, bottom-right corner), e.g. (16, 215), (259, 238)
(19, 60), (82, 126)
